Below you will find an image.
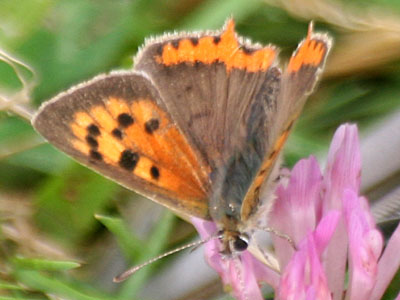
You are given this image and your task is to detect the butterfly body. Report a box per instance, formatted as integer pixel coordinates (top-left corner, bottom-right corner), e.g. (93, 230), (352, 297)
(33, 19), (331, 254)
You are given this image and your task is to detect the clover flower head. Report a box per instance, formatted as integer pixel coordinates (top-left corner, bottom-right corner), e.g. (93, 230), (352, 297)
(192, 124), (400, 300)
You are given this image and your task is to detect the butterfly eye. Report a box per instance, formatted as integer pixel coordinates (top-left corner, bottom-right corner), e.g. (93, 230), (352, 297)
(233, 236), (249, 252)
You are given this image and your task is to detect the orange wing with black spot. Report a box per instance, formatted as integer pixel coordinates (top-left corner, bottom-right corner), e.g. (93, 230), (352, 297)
(33, 72), (211, 219)
(157, 20), (276, 72)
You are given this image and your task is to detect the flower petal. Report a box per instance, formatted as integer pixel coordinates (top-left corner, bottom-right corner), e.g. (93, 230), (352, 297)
(323, 124), (361, 297)
(371, 221), (400, 300)
(324, 123), (361, 211)
(313, 210), (341, 254)
(269, 156), (322, 267)
(344, 189), (383, 300)
(278, 213), (338, 300)
(279, 235), (332, 300)
(229, 253), (265, 300)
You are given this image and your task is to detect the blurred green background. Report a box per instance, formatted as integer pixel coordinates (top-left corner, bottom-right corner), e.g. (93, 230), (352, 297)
(1, 0), (400, 299)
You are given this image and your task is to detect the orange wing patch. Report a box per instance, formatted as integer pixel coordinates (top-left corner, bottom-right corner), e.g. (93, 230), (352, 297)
(158, 19), (276, 72)
(287, 23), (328, 73)
(69, 97), (208, 200)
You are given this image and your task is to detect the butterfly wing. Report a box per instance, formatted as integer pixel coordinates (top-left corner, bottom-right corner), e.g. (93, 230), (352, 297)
(240, 24), (333, 221)
(135, 20), (331, 226)
(32, 72), (211, 219)
(33, 20), (331, 229)
(135, 19), (282, 224)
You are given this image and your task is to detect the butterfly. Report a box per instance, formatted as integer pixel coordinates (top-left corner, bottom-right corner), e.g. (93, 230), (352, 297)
(32, 19), (332, 259)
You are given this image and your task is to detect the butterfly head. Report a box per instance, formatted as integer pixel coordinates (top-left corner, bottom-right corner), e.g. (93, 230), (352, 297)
(218, 229), (250, 255)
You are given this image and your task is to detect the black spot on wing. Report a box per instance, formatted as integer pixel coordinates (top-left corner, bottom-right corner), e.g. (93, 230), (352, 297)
(190, 38), (199, 46)
(112, 128), (123, 140)
(90, 150), (102, 161)
(117, 113), (134, 127)
(119, 150), (139, 171)
(85, 135), (98, 148)
(241, 46), (256, 54)
(171, 40), (179, 49)
(150, 166), (160, 180)
(213, 36), (221, 44)
(87, 124), (100, 136)
(145, 119), (159, 134)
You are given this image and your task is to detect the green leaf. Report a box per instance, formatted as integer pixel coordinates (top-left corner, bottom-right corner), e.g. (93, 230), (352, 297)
(12, 256), (80, 271)
(34, 163), (119, 244)
(0, 297), (42, 300)
(95, 214), (146, 261)
(15, 270), (114, 300)
(0, 281), (25, 291)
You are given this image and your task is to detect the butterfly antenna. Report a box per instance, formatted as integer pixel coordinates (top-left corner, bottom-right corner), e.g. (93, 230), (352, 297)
(113, 233), (219, 282)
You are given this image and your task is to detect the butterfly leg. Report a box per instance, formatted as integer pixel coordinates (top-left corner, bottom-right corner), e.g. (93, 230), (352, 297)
(264, 227), (297, 250)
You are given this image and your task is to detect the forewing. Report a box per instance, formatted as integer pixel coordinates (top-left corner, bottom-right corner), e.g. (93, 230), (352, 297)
(33, 72), (211, 219)
(135, 19), (282, 223)
(241, 24), (333, 221)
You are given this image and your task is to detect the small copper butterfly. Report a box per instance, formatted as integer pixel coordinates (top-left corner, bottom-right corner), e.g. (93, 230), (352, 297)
(32, 19), (331, 259)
